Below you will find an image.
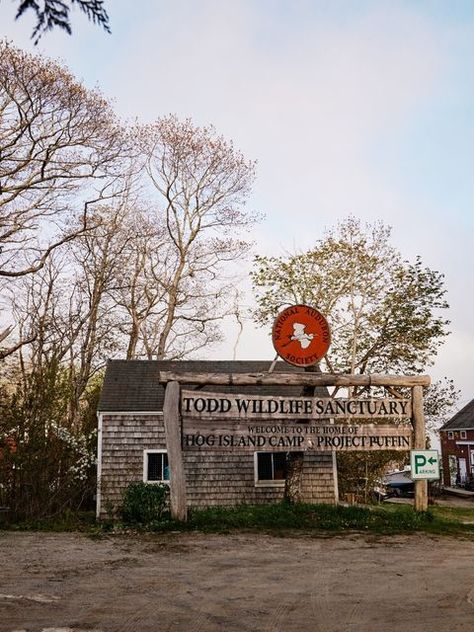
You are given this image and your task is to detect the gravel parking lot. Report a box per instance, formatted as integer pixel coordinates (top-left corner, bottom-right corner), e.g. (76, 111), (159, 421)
(1, 530), (473, 632)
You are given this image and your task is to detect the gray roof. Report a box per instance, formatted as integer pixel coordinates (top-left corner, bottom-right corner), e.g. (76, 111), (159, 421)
(440, 398), (474, 431)
(98, 360), (327, 412)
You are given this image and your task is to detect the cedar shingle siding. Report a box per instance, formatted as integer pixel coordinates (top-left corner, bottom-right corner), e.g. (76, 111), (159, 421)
(98, 360), (338, 518)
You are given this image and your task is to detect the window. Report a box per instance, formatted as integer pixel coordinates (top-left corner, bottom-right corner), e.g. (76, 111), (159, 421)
(448, 431), (454, 440)
(460, 431), (467, 439)
(254, 452), (287, 486)
(144, 450), (169, 483)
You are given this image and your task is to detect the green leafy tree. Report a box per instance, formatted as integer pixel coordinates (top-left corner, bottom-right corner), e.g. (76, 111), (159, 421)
(252, 217), (449, 378)
(251, 217), (452, 502)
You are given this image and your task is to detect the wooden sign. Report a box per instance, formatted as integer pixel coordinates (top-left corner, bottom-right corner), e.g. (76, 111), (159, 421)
(272, 304), (331, 366)
(182, 421), (412, 452)
(161, 373), (430, 521)
(181, 390), (412, 420)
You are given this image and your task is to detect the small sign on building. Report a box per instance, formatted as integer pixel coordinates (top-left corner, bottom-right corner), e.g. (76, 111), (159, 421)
(410, 449), (440, 480)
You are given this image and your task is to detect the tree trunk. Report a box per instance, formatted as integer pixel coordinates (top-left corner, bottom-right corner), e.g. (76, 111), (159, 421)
(284, 364), (320, 503)
(126, 319), (140, 359)
(284, 452), (304, 503)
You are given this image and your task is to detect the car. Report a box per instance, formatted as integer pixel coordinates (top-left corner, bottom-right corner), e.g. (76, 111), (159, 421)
(464, 478), (474, 491)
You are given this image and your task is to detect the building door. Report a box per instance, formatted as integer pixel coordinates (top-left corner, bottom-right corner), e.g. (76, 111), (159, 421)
(448, 455), (457, 486)
(470, 450), (474, 477)
(458, 458), (467, 485)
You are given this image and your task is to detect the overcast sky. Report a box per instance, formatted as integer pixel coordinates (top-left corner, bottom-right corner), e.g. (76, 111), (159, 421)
(1, 0), (473, 408)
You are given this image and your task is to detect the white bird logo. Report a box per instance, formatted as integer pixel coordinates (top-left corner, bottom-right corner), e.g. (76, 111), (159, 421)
(290, 322), (315, 349)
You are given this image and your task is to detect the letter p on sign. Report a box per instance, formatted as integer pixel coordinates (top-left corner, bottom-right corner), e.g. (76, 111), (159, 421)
(415, 455), (426, 470)
(410, 450), (440, 480)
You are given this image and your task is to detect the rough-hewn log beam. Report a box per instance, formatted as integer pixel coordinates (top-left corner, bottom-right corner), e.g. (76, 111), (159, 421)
(159, 371), (431, 387)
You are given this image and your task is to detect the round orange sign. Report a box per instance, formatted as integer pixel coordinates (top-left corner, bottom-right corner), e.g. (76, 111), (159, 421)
(272, 304), (331, 367)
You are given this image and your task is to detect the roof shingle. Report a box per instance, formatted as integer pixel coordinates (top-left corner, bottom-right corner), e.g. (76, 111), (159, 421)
(98, 359), (327, 412)
(440, 398), (474, 431)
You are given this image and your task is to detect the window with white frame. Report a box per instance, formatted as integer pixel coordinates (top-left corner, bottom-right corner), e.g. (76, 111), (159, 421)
(460, 430), (467, 439)
(448, 431), (454, 440)
(144, 450), (169, 483)
(254, 452), (287, 485)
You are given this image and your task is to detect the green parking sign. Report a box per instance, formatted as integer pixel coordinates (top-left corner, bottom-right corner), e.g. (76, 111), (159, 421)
(410, 450), (440, 480)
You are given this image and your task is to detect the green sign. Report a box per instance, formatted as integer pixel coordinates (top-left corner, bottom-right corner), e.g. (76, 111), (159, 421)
(410, 450), (440, 480)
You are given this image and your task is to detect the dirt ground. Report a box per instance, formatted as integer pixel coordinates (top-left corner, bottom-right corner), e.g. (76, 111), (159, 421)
(1, 530), (473, 632)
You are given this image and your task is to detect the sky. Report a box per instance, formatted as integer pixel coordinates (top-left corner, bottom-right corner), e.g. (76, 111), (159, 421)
(1, 0), (473, 411)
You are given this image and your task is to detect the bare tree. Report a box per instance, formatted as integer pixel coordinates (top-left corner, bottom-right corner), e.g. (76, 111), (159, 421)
(137, 115), (258, 359)
(105, 208), (168, 359)
(0, 323), (36, 360)
(0, 41), (131, 280)
(11, 257), (65, 377)
(7, 199), (130, 426)
(65, 205), (126, 420)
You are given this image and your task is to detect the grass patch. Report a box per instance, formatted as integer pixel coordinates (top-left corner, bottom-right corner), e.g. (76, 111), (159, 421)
(430, 505), (474, 524)
(1, 510), (99, 533)
(2, 503), (473, 537)
(183, 502), (469, 536)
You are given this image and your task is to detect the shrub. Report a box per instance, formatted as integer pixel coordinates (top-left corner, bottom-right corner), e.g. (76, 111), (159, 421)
(0, 363), (98, 521)
(121, 482), (169, 524)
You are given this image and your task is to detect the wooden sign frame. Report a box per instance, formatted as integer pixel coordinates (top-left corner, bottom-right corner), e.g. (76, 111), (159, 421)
(160, 372), (430, 520)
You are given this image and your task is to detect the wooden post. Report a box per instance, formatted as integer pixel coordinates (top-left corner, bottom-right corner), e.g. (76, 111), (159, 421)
(412, 385), (428, 512)
(163, 380), (187, 522)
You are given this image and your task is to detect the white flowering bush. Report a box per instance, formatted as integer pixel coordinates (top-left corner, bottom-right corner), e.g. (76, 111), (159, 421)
(0, 363), (100, 520)
(50, 423), (97, 483)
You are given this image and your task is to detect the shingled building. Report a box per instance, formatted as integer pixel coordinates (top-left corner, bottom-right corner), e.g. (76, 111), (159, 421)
(97, 360), (338, 518)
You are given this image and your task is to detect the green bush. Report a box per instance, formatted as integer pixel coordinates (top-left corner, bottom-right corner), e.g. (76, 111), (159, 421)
(121, 482), (169, 524)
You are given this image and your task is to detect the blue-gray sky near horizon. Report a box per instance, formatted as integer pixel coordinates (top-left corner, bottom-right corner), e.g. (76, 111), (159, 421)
(1, 0), (473, 410)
